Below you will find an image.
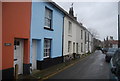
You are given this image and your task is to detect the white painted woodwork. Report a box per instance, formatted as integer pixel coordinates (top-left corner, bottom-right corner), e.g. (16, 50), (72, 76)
(14, 39), (24, 74)
(32, 40), (37, 70)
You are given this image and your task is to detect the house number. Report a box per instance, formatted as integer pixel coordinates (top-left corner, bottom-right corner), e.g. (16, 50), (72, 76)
(4, 43), (12, 46)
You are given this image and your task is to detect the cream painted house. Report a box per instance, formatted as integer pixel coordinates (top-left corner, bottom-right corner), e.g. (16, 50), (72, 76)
(75, 23), (86, 55)
(63, 6), (90, 61)
(63, 6), (93, 61)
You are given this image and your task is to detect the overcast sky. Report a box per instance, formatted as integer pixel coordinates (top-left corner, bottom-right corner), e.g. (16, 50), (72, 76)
(52, 1), (118, 41)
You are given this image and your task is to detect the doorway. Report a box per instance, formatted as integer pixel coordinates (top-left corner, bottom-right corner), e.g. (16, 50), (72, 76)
(14, 39), (24, 75)
(76, 43), (78, 54)
(32, 40), (37, 70)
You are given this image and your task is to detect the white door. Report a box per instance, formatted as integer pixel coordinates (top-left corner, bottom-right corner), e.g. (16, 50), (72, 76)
(32, 40), (37, 70)
(14, 39), (24, 74)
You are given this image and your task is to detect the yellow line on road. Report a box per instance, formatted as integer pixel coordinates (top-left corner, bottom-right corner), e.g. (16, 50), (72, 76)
(41, 54), (92, 80)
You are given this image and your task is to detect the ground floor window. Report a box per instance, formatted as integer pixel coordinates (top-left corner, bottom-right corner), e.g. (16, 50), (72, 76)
(44, 39), (51, 58)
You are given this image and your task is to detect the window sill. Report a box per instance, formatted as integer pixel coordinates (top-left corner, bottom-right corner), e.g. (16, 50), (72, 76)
(43, 56), (50, 59)
(68, 34), (72, 37)
(44, 27), (54, 31)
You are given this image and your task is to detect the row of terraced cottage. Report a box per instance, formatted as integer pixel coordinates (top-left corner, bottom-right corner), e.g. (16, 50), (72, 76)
(1, 1), (93, 79)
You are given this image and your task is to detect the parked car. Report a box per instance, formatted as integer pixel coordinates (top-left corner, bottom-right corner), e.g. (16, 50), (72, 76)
(102, 48), (109, 54)
(105, 48), (118, 62)
(110, 49), (120, 81)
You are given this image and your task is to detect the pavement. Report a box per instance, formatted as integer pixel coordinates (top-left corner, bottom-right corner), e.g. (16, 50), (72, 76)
(46, 50), (110, 80)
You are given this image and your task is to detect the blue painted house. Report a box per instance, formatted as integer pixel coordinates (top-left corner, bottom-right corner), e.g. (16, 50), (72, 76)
(30, 2), (65, 70)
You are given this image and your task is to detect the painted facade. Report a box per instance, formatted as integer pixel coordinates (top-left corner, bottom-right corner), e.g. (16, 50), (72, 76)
(63, 7), (88, 61)
(2, 2), (31, 79)
(63, 7), (93, 61)
(84, 30), (93, 53)
(63, 16), (77, 61)
(1, 1), (94, 79)
(30, 2), (64, 70)
(84, 29), (87, 53)
(76, 23), (86, 55)
(88, 32), (93, 53)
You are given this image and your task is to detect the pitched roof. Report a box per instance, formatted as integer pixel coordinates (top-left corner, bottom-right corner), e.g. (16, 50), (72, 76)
(47, 0), (88, 31)
(109, 40), (118, 44)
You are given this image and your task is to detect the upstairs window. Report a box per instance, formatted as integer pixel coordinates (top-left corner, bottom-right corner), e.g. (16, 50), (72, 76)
(81, 30), (83, 39)
(45, 7), (52, 29)
(68, 41), (72, 53)
(85, 32), (86, 44)
(68, 21), (72, 35)
(88, 33), (89, 42)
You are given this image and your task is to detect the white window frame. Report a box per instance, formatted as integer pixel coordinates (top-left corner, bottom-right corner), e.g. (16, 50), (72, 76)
(44, 39), (51, 58)
(44, 7), (52, 29)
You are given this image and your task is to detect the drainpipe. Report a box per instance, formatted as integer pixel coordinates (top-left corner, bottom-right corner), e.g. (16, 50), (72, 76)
(118, 14), (120, 48)
(62, 16), (65, 62)
(88, 33), (89, 52)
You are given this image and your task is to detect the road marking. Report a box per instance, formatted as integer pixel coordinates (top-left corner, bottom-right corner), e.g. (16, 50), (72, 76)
(41, 54), (92, 80)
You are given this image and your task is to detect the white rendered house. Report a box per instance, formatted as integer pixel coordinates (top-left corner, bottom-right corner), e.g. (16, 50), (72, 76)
(63, 6), (87, 61)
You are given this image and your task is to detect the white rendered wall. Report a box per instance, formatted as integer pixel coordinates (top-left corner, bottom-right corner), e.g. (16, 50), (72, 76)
(63, 16), (86, 56)
(63, 16), (77, 56)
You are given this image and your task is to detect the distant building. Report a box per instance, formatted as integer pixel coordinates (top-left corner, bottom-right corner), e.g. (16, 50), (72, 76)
(109, 40), (118, 48)
(103, 36), (118, 48)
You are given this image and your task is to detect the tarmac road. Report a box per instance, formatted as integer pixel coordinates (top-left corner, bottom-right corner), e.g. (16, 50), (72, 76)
(48, 50), (110, 79)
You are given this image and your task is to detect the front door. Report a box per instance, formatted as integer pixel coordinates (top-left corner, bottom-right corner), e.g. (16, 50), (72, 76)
(14, 39), (24, 74)
(76, 43), (78, 54)
(32, 40), (37, 70)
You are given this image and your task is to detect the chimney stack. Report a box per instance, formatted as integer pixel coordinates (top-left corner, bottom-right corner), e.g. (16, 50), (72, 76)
(69, 3), (74, 17)
(69, 3), (77, 20)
